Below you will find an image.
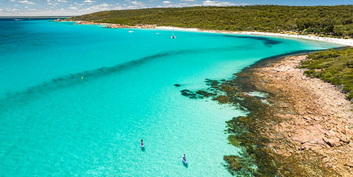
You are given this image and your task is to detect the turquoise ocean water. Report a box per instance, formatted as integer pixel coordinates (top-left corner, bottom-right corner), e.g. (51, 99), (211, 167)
(0, 19), (343, 176)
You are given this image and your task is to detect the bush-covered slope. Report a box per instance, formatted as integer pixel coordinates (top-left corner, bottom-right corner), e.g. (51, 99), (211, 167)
(69, 5), (353, 37)
(300, 48), (353, 100)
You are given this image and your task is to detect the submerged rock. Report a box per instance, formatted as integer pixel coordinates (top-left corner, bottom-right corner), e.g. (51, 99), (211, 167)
(196, 90), (216, 98)
(180, 89), (198, 99)
(180, 89), (216, 99)
(224, 155), (244, 172)
(205, 79), (221, 87)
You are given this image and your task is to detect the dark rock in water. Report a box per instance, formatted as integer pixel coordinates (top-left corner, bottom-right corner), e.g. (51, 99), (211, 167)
(174, 84), (181, 87)
(205, 79), (220, 87)
(181, 89), (210, 99)
(196, 90), (216, 98)
(180, 88), (218, 99)
(224, 155), (244, 172)
(181, 89), (197, 99)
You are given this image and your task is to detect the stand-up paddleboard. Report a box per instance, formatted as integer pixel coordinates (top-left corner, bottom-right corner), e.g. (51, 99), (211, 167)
(140, 139), (144, 149)
(182, 158), (188, 165)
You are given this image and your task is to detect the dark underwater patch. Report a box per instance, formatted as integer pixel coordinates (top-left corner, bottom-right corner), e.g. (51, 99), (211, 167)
(224, 35), (282, 46)
(0, 50), (195, 108)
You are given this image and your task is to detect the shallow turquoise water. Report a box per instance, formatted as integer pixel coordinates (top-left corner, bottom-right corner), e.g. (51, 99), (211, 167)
(0, 19), (343, 176)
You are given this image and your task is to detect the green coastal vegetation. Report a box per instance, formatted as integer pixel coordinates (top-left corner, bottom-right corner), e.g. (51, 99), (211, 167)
(69, 5), (353, 38)
(69, 5), (353, 176)
(300, 47), (353, 100)
(180, 68), (338, 176)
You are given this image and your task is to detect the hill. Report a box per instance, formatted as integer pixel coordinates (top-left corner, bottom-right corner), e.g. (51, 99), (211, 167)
(68, 5), (353, 38)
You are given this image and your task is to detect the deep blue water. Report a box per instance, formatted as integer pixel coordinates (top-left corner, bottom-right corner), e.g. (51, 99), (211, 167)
(0, 18), (343, 176)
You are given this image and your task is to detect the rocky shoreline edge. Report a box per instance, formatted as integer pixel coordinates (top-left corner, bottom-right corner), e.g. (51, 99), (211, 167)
(180, 50), (353, 176)
(56, 18), (353, 175)
(221, 51), (353, 176)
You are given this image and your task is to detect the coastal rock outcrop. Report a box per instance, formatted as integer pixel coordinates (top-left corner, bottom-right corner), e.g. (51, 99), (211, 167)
(197, 54), (353, 176)
(254, 55), (353, 176)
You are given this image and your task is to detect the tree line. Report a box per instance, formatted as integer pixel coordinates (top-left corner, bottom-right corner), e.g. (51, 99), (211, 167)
(69, 5), (353, 38)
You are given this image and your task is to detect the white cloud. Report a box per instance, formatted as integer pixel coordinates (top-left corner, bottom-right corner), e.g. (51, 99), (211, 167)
(82, 3), (123, 12)
(14, 4), (19, 6)
(99, 3), (109, 7)
(124, 0), (145, 9)
(48, 2), (59, 5)
(0, 2), (122, 16)
(203, 0), (245, 6)
(0, 9), (2, 12)
(0, 0), (207, 16)
(10, 0), (16, 2)
(125, 0), (145, 7)
(131, 1), (142, 5)
(18, 0), (35, 4)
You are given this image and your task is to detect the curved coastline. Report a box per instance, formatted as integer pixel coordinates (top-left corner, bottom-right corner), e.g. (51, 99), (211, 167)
(57, 20), (353, 175)
(59, 20), (353, 47)
(152, 26), (353, 175)
(158, 26), (353, 47)
(207, 51), (353, 176)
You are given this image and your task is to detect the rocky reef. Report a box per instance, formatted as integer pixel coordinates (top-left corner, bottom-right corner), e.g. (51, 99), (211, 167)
(181, 54), (353, 176)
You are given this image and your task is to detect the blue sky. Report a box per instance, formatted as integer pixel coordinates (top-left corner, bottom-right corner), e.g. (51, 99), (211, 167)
(0, 0), (352, 16)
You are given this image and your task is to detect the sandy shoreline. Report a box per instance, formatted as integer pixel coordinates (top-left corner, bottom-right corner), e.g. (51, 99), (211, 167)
(59, 20), (353, 47)
(157, 26), (353, 46)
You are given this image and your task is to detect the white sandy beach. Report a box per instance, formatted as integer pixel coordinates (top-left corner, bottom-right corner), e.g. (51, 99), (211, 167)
(68, 21), (353, 47)
(156, 26), (353, 47)
(235, 31), (353, 46)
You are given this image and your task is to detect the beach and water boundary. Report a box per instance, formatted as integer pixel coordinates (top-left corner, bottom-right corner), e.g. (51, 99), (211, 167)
(157, 26), (353, 47)
(2, 19), (350, 176)
(147, 25), (353, 175)
(59, 20), (353, 175)
(62, 20), (353, 47)
(150, 25), (353, 175)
